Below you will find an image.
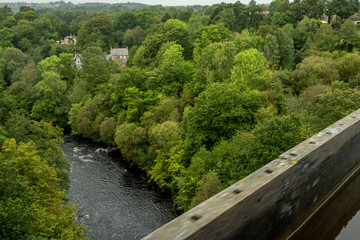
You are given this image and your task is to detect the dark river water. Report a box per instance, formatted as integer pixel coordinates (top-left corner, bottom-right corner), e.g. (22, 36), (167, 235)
(62, 135), (178, 240)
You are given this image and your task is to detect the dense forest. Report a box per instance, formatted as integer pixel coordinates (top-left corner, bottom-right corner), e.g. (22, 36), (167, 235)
(1, 0), (360, 238)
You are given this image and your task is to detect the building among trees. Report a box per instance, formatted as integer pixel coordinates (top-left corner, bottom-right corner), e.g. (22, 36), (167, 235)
(106, 47), (129, 66)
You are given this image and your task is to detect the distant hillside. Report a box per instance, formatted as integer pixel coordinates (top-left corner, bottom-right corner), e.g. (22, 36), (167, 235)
(0, 1), (151, 12)
(0, 1), (204, 13)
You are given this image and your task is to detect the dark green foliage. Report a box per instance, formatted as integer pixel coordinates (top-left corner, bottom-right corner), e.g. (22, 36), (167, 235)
(2, 0), (360, 215)
(314, 81), (360, 131)
(184, 83), (262, 161)
(0, 139), (86, 239)
(253, 114), (310, 163)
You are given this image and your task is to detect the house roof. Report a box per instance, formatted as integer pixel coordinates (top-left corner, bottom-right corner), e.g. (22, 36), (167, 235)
(111, 48), (128, 56)
(349, 13), (360, 21)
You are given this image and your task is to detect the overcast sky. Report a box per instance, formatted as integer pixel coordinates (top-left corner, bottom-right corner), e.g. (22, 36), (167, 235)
(0, 0), (272, 6)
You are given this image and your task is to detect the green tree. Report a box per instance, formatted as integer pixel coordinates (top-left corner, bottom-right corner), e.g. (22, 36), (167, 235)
(301, 0), (325, 19)
(253, 114), (311, 163)
(193, 24), (232, 60)
(30, 71), (69, 127)
(327, 0), (359, 22)
(123, 27), (145, 48)
(292, 56), (339, 93)
(184, 83), (262, 161)
(81, 47), (110, 92)
(99, 117), (116, 144)
(231, 48), (269, 91)
(189, 172), (222, 209)
(0, 27), (14, 50)
(337, 20), (359, 51)
(275, 27), (295, 69)
(153, 19), (193, 59)
(0, 5), (12, 22)
(314, 81), (360, 130)
(122, 87), (158, 123)
(116, 12), (137, 31)
(338, 52), (360, 83)
(0, 139), (86, 240)
(114, 123), (149, 168)
(196, 41), (237, 84)
(147, 44), (194, 96)
(1, 48), (28, 85)
(263, 34), (280, 66)
(311, 24), (337, 51)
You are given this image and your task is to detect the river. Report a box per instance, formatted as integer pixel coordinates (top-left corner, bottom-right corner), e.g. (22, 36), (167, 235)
(62, 135), (178, 240)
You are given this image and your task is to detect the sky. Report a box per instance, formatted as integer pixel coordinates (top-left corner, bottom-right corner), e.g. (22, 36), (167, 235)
(0, 0), (268, 6)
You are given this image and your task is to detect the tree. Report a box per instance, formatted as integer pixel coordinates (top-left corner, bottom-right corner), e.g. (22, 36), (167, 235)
(231, 48), (269, 91)
(0, 5), (12, 22)
(152, 19), (193, 59)
(189, 172), (222, 209)
(196, 41), (237, 84)
(292, 56), (339, 93)
(218, 8), (236, 31)
(81, 47), (110, 92)
(30, 71), (69, 127)
(253, 113), (311, 163)
(123, 27), (145, 48)
(147, 44), (194, 96)
(122, 87), (158, 123)
(4, 113), (70, 188)
(311, 24), (337, 51)
(1, 48), (28, 85)
(116, 12), (137, 31)
(132, 34), (164, 68)
(14, 6), (39, 22)
(234, 29), (264, 52)
(184, 83), (263, 161)
(193, 24), (232, 60)
(274, 27), (295, 69)
(114, 123), (149, 168)
(301, 0), (325, 19)
(0, 139), (86, 239)
(37, 55), (61, 77)
(314, 81), (360, 130)
(99, 117), (116, 144)
(75, 99), (100, 139)
(327, 0), (359, 22)
(264, 34), (280, 66)
(59, 53), (76, 82)
(0, 27), (14, 50)
(337, 20), (359, 51)
(338, 52), (360, 83)
(135, 10), (153, 30)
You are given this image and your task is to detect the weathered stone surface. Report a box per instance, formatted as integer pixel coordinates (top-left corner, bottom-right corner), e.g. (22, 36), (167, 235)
(143, 109), (360, 240)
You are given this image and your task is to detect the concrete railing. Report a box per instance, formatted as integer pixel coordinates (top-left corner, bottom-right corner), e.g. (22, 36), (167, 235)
(143, 109), (360, 240)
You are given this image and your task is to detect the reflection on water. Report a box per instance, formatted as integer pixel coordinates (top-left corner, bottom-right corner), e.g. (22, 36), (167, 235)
(287, 166), (360, 240)
(62, 135), (178, 240)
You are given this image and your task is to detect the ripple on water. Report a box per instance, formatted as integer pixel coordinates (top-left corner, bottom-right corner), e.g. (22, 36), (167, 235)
(62, 135), (178, 240)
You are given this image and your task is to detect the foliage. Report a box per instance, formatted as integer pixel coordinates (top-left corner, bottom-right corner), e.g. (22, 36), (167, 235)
(0, 139), (86, 240)
(292, 56), (339, 93)
(184, 83), (262, 161)
(231, 48), (269, 91)
(314, 81), (360, 130)
(2, 0), (360, 214)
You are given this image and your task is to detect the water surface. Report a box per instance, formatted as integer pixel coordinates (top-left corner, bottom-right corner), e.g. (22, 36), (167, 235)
(62, 135), (178, 240)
